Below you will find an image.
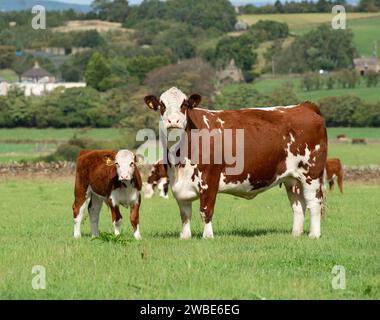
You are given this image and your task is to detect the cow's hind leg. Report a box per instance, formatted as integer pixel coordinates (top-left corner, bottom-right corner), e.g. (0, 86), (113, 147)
(337, 170), (344, 194)
(302, 178), (324, 239)
(177, 200), (192, 240)
(284, 179), (306, 236)
(88, 195), (103, 238)
(72, 185), (89, 238)
(329, 178), (335, 193)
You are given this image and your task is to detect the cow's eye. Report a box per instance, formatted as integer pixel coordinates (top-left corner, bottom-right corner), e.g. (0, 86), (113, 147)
(130, 162), (134, 167)
(160, 103), (166, 113)
(115, 163), (120, 167)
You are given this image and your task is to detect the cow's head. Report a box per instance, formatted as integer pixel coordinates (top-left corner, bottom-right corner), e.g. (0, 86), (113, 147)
(144, 87), (201, 131)
(104, 150), (143, 182)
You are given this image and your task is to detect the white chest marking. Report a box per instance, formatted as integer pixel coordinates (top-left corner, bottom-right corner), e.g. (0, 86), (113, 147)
(168, 158), (200, 201)
(110, 183), (139, 208)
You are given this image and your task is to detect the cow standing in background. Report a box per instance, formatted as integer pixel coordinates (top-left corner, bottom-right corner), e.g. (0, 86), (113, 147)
(144, 160), (169, 199)
(72, 149), (143, 240)
(144, 87), (327, 239)
(326, 158), (344, 194)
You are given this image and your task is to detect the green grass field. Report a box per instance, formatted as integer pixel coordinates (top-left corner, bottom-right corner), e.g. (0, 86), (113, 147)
(240, 13), (380, 56)
(0, 128), (379, 165)
(248, 77), (380, 104)
(0, 179), (379, 299)
(240, 12), (380, 29)
(0, 128), (124, 142)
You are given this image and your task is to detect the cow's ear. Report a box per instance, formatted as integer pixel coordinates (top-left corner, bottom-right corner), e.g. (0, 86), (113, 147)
(103, 155), (115, 166)
(135, 154), (144, 164)
(187, 94), (202, 109)
(144, 95), (160, 111)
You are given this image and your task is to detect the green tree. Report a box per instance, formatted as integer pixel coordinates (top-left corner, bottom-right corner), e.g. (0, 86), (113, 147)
(84, 52), (111, 91)
(0, 45), (16, 68)
(215, 35), (257, 73)
(92, 0), (130, 22)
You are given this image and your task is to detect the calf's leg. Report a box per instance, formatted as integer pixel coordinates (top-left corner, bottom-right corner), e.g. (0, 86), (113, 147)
(72, 184), (89, 238)
(130, 200), (141, 240)
(88, 195), (103, 238)
(329, 179), (335, 193)
(110, 205), (123, 236)
(337, 169), (344, 194)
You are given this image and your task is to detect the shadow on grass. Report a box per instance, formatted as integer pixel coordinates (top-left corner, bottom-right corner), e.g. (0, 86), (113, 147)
(152, 228), (289, 239)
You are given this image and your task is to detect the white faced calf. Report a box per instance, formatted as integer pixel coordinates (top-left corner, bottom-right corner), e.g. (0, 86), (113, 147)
(72, 150), (143, 240)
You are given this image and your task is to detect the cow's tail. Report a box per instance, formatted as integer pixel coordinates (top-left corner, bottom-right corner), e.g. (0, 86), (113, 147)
(321, 168), (328, 218)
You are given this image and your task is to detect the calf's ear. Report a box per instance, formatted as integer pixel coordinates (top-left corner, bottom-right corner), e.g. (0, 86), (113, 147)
(144, 95), (160, 111)
(187, 94), (202, 109)
(103, 155), (115, 166)
(135, 154), (144, 164)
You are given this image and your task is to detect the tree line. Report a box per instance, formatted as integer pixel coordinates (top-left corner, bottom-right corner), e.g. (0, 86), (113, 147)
(239, 0), (380, 14)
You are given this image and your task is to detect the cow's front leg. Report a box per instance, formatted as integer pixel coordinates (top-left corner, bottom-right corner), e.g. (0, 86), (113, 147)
(199, 190), (218, 239)
(130, 199), (141, 240)
(177, 200), (192, 240)
(110, 205), (123, 236)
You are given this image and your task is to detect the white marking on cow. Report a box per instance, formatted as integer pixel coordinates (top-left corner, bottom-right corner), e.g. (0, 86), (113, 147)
(315, 144), (320, 151)
(168, 158), (200, 201)
(143, 182), (154, 198)
(113, 218), (122, 236)
(253, 105), (297, 111)
(115, 150), (135, 181)
(203, 222), (214, 239)
(133, 224), (142, 240)
(217, 118), (225, 128)
(203, 115), (210, 129)
(73, 201), (87, 238)
(157, 177), (169, 199)
(110, 181), (139, 208)
(180, 220), (191, 240)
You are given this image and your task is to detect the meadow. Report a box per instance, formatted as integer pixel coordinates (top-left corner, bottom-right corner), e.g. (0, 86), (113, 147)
(245, 77), (380, 104)
(1, 127), (380, 165)
(0, 178), (379, 299)
(240, 13), (380, 56)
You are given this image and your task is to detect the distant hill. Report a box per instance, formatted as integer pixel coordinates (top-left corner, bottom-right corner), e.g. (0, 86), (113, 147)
(0, 0), (91, 12)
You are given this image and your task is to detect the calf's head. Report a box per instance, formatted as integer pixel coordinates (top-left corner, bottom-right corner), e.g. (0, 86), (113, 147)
(144, 87), (201, 131)
(105, 150), (143, 182)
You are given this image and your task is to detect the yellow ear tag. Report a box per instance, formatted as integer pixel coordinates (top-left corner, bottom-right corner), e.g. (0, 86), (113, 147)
(105, 157), (114, 166)
(148, 102), (154, 109)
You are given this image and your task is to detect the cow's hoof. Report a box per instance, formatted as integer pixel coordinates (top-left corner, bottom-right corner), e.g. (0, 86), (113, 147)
(202, 233), (214, 240)
(180, 232), (191, 240)
(292, 230), (303, 237)
(308, 232), (321, 239)
(74, 234), (81, 239)
(134, 232), (142, 241)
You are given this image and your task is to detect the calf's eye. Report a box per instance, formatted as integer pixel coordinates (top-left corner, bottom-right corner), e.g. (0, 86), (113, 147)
(130, 162), (134, 167)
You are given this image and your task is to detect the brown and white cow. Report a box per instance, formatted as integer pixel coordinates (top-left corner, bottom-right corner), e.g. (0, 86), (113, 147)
(326, 158), (343, 194)
(72, 149), (143, 240)
(144, 87), (327, 239)
(143, 160), (169, 199)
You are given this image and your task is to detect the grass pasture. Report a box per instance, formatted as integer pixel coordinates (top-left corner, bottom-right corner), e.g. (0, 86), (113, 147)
(248, 77), (380, 104)
(0, 178), (379, 299)
(240, 12), (380, 29)
(240, 13), (380, 56)
(0, 127), (380, 165)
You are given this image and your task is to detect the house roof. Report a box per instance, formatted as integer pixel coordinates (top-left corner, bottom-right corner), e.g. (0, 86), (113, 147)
(354, 57), (380, 67)
(21, 61), (52, 79)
